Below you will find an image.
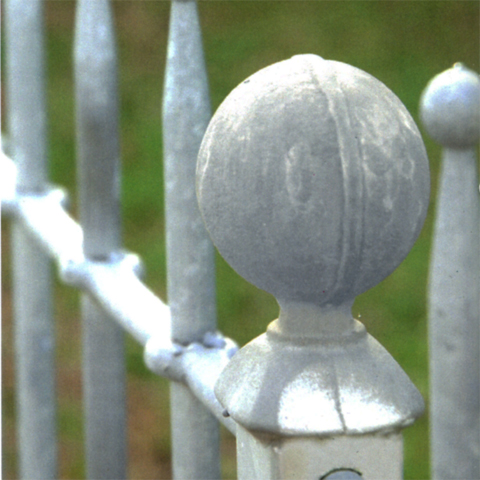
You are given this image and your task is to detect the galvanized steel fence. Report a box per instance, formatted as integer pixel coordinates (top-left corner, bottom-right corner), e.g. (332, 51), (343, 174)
(2, 1), (479, 479)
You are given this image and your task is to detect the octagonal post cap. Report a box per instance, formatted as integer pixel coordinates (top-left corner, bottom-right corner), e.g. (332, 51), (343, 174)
(197, 54), (430, 307)
(420, 63), (480, 149)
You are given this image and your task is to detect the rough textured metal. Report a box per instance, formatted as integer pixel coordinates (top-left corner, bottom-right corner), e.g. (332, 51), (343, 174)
(198, 54), (428, 434)
(216, 308), (423, 436)
(198, 54), (429, 306)
(5, 0), (57, 478)
(163, 0), (216, 345)
(162, 1), (221, 478)
(3, 152), (237, 435)
(236, 427), (399, 480)
(74, 0), (127, 477)
(197, 54), (429, 477)
(146, 333), (238, 434)
(420, 64), (480, 480)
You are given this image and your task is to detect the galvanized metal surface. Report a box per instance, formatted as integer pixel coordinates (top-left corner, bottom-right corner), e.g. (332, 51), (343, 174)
(5, 0), (57, 478)
(8, 2), (473, 478)
(146, 332), (238, 434)
(162, 1), (222, 477)
(420, 64), (480, 480)
(236, 426), (398, 480)
(198, 54), (430, 306)
(5, 0), (47, 193)
(216, 311), (423, 436)
(2, 149), (237, 435)
(10, 225), (57, 480)
(198, 54), (428, 436)
(74, 0), (127, 476)
(197, 54), (429, 477)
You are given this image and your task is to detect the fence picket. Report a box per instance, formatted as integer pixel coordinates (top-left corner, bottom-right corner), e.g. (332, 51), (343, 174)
(5, 0), (57, 478)
(420, 64), (480, 480)
(4, 2), (479, 479)
(162, 1), (221, 478)
(74, 0), (127, 477)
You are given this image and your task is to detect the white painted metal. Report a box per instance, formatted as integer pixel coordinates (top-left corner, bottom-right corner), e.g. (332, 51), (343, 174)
(162, 0), (222, 477)
(197, 54), (430, 478)
(5, 0), (57, 478)
(74, 0), (127, 477)
(236, 426), (398, 480)
(420, 64), (480, 480)
(146, 332), (238, 434)
(3, 150), (237, 433)
(9, 2), (474, 478)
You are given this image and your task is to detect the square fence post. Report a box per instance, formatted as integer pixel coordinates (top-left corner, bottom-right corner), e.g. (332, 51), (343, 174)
(196, 54), (430, 479)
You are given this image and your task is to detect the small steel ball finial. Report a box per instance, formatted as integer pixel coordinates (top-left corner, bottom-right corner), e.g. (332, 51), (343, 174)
(197, 55), (428, 437)
(420, 63), (480, 149)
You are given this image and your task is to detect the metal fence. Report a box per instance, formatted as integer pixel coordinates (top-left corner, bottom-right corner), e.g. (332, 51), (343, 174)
(2, 1), (479, 479)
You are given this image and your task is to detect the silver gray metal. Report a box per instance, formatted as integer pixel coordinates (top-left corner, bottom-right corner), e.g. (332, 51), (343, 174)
(163, 1), (221, 478)
(5, 0), (57, 478)
(145, 331), (238, 434)
(5, 0), (48, 192)
(1, 167), (166, 345)
(236, 426), (396, 480)
(420, 64), (480, 480)
(74, 0), (127, 477)
(0, 141), (17, 211)
(197, 54), (430, 478)
(2, 151), (237, 433)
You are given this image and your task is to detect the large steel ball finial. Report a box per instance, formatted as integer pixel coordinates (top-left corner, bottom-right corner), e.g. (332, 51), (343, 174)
(197, 55), (429, 437)
(198, 54), (429, 309)
(420, 63), (480, 149)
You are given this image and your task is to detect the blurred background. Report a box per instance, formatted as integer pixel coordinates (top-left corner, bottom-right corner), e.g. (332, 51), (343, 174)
(2, 1), (479, 479)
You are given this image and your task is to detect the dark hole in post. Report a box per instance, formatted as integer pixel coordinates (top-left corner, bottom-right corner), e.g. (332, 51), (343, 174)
(320, 467), (363, 480)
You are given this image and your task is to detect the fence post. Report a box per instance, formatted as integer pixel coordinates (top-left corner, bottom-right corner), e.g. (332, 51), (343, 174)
(197, 55), (429, 479)
(74, 0), (127, 477)
(5, 0), (57, 478)
(420, 64), (480, 480)
(162, 1), (220, 478)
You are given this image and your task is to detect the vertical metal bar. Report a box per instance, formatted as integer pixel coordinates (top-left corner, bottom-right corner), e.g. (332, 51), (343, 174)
(5, 0), (48, 192)
(421, 64), (480, 479)
(428, 148), (479, 479)
(74, 0), (127, 478)
(163, 1), (220, 478)
(5, 0), (57, 478)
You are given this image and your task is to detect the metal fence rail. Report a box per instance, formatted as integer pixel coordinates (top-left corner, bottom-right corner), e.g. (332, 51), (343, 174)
(2, 1), (479, 479)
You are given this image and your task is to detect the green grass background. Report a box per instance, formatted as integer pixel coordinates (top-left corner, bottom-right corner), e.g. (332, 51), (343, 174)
(2, 1), (479, 479)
